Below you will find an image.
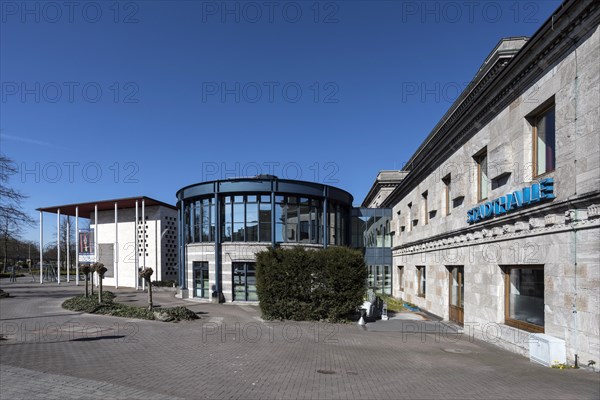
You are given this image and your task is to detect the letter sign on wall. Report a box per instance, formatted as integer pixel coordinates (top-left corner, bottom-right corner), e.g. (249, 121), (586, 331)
(467, 178), (555, 224)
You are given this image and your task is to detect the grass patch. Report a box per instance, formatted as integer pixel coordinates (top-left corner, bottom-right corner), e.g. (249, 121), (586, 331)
(378, 294), (406, 313)
(62, 292), (199, 322)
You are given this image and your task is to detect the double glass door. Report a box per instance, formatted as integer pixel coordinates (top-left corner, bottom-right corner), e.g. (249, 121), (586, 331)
(449, 266), (464, 325)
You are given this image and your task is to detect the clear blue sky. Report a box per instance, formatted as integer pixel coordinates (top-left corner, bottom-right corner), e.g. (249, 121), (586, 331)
(1, 0), (562, 242)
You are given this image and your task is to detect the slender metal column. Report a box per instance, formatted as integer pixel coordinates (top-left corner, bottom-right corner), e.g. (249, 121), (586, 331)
(183, 201), (187, 290)
(271, 190), (276, 248)
(154, 219), (158, 279)
(66, 216), (70, 283)
(115, 202), (119, 288)
(75, 206), (79, 285)
(95, 204), (98, 286)
(142, 199), (145, 291)
(39, 211), (43, 284)
(135, 200), (139, 290)
(57, 209), (61, 284)
(323, 198), (329, 248)
(177, 200), (182, 288)
(214, 190), (221, 299)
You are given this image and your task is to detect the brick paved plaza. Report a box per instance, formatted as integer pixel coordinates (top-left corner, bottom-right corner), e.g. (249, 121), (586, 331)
(1, 279), (598, 399)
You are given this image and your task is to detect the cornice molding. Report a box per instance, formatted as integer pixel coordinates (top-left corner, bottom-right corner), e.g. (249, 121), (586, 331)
(393, 198), (600, 256)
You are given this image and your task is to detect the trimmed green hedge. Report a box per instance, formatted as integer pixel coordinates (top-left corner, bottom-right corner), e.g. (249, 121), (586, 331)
(256, 247), (367, 322)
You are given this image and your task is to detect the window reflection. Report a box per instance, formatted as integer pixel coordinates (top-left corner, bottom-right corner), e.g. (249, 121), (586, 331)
(185, 193), (348, 245)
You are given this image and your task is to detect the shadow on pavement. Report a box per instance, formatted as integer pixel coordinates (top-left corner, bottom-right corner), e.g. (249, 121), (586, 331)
(71, 335), (126, 342)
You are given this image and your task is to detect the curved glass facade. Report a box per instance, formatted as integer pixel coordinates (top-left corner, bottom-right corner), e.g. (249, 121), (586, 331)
(184, 194), (350, 245)
(177, 177), (353, 247)
(176, 176), (354, 296)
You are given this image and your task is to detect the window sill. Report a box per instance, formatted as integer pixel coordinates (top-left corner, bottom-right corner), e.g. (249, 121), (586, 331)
(533, 170), (555, 180)
(505, 318), (544, 333)
(417, 294), (425, 298)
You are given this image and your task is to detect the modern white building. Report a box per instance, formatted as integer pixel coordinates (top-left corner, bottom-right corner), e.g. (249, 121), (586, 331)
(368, 0), (599, 366)
(37, 196), (178, 288)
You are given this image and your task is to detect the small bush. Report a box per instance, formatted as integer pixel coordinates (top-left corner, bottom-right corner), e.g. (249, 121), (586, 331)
(159, 306), (199, 320)
(378, 294), (405, 313)
(256, 247), (367, 322)
(152, 280), (178, 287)
(63, 295), (103, 313)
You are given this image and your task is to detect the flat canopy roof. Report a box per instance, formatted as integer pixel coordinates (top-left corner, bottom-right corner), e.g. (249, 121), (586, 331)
(37, 196), (176, 217)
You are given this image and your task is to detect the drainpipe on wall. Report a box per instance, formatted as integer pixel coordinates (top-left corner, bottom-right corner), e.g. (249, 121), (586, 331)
(571, 210), (578, 368)
(567, 36), (580, 368)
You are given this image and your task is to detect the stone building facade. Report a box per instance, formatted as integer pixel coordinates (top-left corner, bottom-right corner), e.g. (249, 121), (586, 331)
(378, 0), (599, 365)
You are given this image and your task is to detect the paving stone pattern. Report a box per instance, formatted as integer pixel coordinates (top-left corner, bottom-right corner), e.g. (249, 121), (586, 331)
(1, 279), (598, 399)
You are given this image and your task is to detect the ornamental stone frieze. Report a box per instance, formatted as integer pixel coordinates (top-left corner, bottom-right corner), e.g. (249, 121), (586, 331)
(395, 205), (599, 256)
(588, 204), (600, 218)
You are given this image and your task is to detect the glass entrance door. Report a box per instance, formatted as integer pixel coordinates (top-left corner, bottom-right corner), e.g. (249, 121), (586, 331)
(232, 262), (257, 301)
(193, 261), (209, 299)
(449, 266), (464, 325)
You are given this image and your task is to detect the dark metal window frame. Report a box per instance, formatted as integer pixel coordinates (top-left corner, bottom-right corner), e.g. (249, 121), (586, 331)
(192, 261), (209, 299)
(232, 261), (257, 301)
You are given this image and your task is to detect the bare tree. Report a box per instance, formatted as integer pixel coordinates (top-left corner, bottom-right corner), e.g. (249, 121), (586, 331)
(93, 262), (107, 303)
(81, 265), (91, 297)
(139, 267), (154, 310)
(1, 154), (35, 272)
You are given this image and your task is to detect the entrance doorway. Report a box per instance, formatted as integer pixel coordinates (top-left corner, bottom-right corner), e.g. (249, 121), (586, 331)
(232, 262), (257, 301)
(449, 266), (464, 325)
(193, 261), (209, 299)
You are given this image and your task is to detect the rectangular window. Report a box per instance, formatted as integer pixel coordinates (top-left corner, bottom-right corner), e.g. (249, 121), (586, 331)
(398, 266), (404, 291)
(417, 266), (426, 297)
(287, 203), (298, 242)
(193, 201), (200, 242)
(422, 191), (428, 225)
(275, 198), (285, 243)
(475, 150), (488, 201)
(201, 199), (211, 242)
(299, 201), (310, 242)
(443, 175), (451, 216)
(533, 104), (556, 177)
(259, 202), (271, 242)
(383, 265), (391, 295)
(222, 200), (232, 242)
(504, 266), (544, 333)
(232, 199), (245, 242)
(246, 202), (259, 242)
